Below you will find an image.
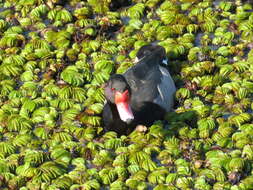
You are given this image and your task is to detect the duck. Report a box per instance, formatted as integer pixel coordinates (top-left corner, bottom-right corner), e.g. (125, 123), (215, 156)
(102, 44), (176, 135)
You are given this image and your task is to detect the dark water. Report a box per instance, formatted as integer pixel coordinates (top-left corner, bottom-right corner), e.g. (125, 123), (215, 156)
(121, 16), (130, 25)
(194, 33), (204, 47)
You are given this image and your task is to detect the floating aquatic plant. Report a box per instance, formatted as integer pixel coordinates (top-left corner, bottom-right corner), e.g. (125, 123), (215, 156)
(1, 0), (253, 189)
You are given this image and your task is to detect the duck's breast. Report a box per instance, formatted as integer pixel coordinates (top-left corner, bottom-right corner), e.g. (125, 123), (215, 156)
(102, 102), (129, 134)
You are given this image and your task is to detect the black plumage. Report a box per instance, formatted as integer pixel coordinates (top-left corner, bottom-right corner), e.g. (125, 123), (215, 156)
(102, 45), (176, 135)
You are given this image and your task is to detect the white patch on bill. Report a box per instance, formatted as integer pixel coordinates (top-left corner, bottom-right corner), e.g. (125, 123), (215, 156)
(116, 102), (134, 122)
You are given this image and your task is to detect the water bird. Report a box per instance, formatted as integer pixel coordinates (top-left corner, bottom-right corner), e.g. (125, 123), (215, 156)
(102, 44), (176, 135)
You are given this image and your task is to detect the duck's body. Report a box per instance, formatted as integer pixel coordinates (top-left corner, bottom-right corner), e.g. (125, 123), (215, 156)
(102, 45), (176, 135)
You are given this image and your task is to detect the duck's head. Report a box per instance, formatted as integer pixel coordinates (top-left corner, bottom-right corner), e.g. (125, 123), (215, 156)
(135, 44), (168, 65)
(104, 74), (134, 124)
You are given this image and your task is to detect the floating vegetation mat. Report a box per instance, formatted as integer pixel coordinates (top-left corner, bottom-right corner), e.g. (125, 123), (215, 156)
(1, 0), (253, 189)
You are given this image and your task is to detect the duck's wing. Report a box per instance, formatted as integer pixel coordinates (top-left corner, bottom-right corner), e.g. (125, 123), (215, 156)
(153, 65), (176, 112)
(123, 55), (161, 101)
(123, 55), (176, 111)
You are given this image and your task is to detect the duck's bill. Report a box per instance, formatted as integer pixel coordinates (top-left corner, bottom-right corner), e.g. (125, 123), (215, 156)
(115, 90), (134, 123)
(116, 102), (134, 123)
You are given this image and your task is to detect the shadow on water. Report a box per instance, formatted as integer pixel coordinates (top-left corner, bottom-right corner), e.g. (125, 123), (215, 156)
(165, 110), (199, 129)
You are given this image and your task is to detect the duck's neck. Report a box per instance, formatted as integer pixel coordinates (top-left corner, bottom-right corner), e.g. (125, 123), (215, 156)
(108, 102), (120, 117)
